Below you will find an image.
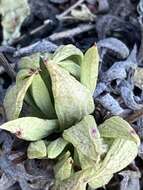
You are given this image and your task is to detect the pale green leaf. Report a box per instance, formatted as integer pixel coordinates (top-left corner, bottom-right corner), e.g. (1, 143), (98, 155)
(27, 140), (47, 159)
(58, 59), (80, 80)
(77, 150), (99, 170)
(39, 57), (54, 103)
(16, 69), (30, 80)
(4, 84), (17, 121)
(47, 138), (68, 159)
(24, 89), (47, 118)
(63, 115), (106, 161)
(99, 116), (140, 146)
(18, 53), (40, 70)
(0, 117), (59, 141)
(81, 46), (99, 94)
(54, 151), (73, 180)
(30, 74), (56, 119)
(88, 139), (138, 189)
(52, 169), (90, 190)
(101, 139), (138, 174)
(88, 170), (113, 189)
(4, 72), (35, 120)
(46, 63), (94, 129)
(53, 44), (83, 65)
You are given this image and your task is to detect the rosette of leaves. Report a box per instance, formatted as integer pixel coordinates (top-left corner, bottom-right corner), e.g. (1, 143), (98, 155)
(0, 44), (140, 189)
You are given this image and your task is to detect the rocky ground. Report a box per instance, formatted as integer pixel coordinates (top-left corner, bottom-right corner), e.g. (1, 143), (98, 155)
(0, 0), (143, 190)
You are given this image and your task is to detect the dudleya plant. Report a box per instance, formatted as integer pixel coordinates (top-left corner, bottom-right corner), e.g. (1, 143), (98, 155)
(0, 44), (140, 190)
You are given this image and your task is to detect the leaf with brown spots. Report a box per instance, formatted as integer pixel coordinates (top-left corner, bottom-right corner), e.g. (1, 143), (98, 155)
(0, 117), (59, 141)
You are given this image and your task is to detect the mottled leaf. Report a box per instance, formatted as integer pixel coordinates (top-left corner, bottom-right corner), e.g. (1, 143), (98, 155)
(81, 46), (99, 94)
(101, 139), (138, 174)
(0, 117), (59, 141)
(27, 140), (47, 159)
(63, 115), (106, 161)
(99, 116), (140, 145)
(46, 63), (94, 129)
(88, 139), (138, 188)
(47, 138), (68, 159)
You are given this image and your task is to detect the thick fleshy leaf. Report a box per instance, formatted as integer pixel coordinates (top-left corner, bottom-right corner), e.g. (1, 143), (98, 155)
(77, 150), (99, 170)
(46, 63), (94, 129)
(58, 59), (80, 80)
(39, 57), (53, 102)
(4, 84), (17, 121)
(52, 169), (90, 190)
(0, 117), (59, 141)
(4, 73), (35, 120)
(54, 152), (73, 180)
(53, 44), (83, 65)
(81, 46), (99, 94)
(99, 116), (140, 145)
(101, 139), (138, 174)
(18, 53), (40, 70)
(27, 140), (47, 159)
(89, 139), (138, 189)
(24, 89), (47, 118)
(30, 74), (56, 119)
(16, 69), (31, 80)
(63, 115), (106, 161)
(88, 170), (113, 189)
(47, 138), (68, 159)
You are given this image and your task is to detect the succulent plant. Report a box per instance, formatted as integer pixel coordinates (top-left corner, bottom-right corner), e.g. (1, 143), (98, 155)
(0, 44), (140, 190)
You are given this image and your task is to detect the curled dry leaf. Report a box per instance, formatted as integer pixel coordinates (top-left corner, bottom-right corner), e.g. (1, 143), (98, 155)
(97, 37), (129, 59)
(71, 4), (96, 21)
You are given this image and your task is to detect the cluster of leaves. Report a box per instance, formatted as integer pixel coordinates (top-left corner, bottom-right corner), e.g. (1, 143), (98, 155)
(0, 45), (140, 190)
